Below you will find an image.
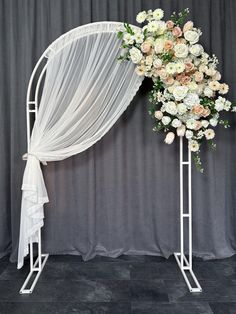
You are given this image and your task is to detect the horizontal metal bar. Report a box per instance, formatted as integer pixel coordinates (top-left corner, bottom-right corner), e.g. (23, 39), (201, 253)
(174, 253), (202, 293)
(28, 110), (36, 112)
(28, 101), (36, 104)
(183, 214), (190, 217)
(19, 254), (49, 294)
(182, 161), (190, 165)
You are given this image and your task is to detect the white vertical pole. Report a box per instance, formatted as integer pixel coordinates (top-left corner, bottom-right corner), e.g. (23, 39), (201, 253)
(180, 136), (184, 269)
(188, 143), (192, 269)
(38, 228), (42, 271)
(30, 238), (33, 272)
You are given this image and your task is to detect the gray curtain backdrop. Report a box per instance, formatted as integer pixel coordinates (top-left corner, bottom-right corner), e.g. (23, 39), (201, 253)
(0, 0), (236, 264)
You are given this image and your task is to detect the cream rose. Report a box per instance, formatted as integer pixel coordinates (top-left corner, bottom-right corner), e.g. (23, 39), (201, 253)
(154, 110), (163, 120)
(177, 125), (186, 136)
(164, 132), (175, 144)
(173, 86), (188, 101)
(189, 44), (203, 57)
(183, 21), (194, 32)
(174, 44), (188, 58)
(154, 38), (164, 54)
(184, 30), (200, 44)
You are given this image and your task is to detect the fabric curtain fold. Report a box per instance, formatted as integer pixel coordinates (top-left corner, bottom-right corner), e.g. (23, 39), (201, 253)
(18, 22), (143, 268)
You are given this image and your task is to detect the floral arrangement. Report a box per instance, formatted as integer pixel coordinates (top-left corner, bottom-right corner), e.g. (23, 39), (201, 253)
(117, 8), (235, 171)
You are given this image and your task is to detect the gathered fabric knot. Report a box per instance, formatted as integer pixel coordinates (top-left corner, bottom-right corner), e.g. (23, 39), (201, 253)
(22, 153), (47, 166)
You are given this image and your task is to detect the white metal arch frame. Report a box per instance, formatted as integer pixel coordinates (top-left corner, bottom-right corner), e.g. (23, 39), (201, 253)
(20, 21), (202, 294)
(20, 21), (142, 294)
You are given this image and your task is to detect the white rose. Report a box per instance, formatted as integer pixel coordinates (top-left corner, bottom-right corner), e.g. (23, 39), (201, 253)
(201, 120), (209, 128)
(189, 140), (200, 152)
(154, 38), (164, 54)
(162, 116), (171, 125)
(165, 101), (178, 115)
(185, 130), (193, 139)
(184, 93), (200, 108)
(189, 44), (203, 57)
(153, 58), (162, 68)
(205, 129), (215, 140)
(136, 11), (147, 23)
(175, 62), (185, 73)
(174, 44), (189, 58)
(186, 118), (197, 130)
(164, 132), (175, 144)
(204, 87), (214, 98)
(129, 47), (143, 64)
(177, 103), (187, 115)
(209, 118), (218, 127)
(184, 30), (200, 44)
(154, 111), (163, 120)
(172, 118), (182, 128)
(173, 86), (188, 101)
(166, 62), (176, 75)
(153, 8), (164, 20)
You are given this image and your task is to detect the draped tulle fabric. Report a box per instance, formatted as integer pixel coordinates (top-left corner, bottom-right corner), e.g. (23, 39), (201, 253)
(17, 22), (143, 269)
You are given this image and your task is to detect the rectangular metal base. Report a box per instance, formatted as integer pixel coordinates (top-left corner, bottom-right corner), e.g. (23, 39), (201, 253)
(19, 254), (49, 294)
(174, 252), (202, 293)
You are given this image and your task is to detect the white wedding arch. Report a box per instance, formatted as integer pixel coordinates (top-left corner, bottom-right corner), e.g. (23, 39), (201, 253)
(18, 21), (201, 294)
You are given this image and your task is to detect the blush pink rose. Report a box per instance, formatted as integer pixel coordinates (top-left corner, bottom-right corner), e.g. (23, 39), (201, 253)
(185, 62), (195, 72)
(166, 20), (174, 29)
(180, 76), (191, 85)
(202, 108), (211, 117)
(192, 104), (204, 115)
(141, 42), (151, 53)
(164, 40), (174, 50)
(172, 26), (182, 37)
(194, 121), (202, 130)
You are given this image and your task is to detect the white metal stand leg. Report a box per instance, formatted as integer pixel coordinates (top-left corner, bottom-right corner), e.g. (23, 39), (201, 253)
(174, 136), (202, 293)
(19, 228), (49, 294)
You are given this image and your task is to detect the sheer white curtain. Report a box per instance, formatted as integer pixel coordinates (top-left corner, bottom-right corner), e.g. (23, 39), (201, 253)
(18, 22), (143, 268)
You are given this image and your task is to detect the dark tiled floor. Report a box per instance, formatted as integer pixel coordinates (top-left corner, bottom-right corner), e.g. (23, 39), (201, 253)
(1, 254), (236, 313)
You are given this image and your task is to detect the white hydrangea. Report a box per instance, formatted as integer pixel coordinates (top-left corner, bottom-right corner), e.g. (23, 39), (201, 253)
(134, 32), (144, 43)
(224, 100), (231, 111)
(204, 86), (214, 98)
(215, 96), (226, 111)
(184, 93), (200, 108)
(129, 47), (143, 64)
(177, 103), (188, 115)
(186, 118), (197, 130)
